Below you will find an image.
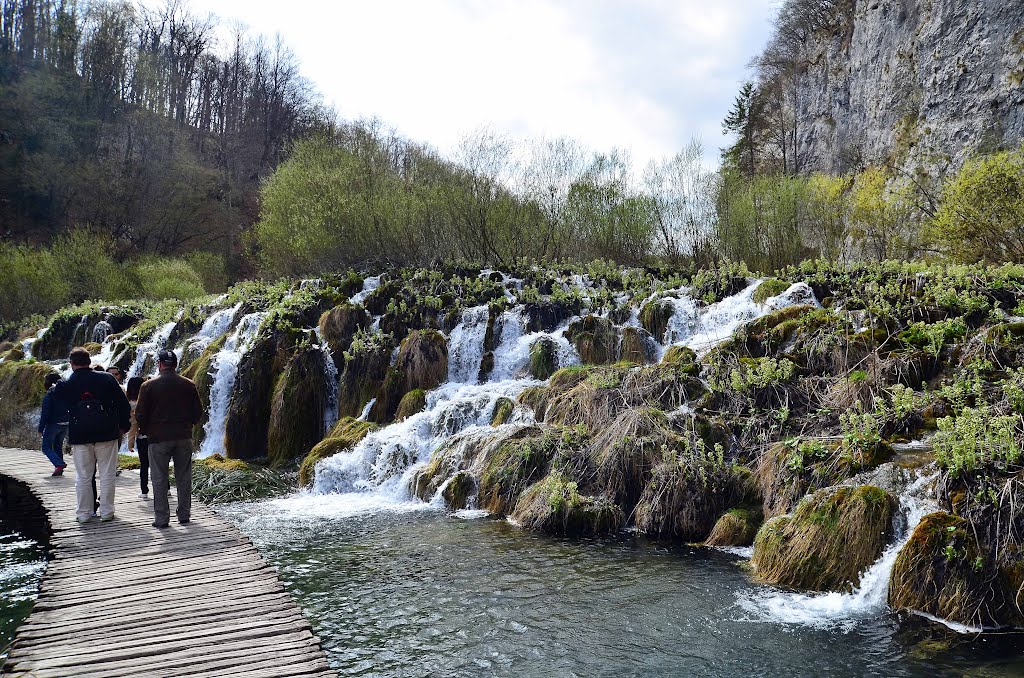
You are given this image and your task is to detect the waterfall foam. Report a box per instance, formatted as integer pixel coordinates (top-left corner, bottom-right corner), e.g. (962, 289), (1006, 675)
(127, 320), (178, 378)
(351, 275), (381, 305)
(315, 328), (340, 433)
(447, 305), (490, 384)
(735, 470), (939, 632)
(198, 312), (267, 458)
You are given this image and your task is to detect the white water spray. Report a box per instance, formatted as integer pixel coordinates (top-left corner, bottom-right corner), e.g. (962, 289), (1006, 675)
(198, 312), (267, 458)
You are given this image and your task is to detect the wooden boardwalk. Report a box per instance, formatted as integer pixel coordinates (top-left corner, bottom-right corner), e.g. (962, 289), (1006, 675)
(0, 448), (337, 678)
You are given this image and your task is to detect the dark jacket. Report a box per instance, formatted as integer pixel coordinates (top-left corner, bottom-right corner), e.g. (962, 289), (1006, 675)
(37, 385), (70, 434)
(53, 368), (131, 445)
(135, 371), (203, 444)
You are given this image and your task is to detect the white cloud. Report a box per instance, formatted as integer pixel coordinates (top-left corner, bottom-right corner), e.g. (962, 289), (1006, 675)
(178, 0), (776, 167)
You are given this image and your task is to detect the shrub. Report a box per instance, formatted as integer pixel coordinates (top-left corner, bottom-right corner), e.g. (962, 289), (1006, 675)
(929, 148), (1024, 263)
(134, 257), (207, 300)
(933, 407), (1022, 477)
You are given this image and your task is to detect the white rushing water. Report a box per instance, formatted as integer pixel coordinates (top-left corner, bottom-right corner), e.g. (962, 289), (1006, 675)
(350, 275), (382, 305)
(315, 328), (341, 434)
(447, 305), (490, 384)
(661, 281), (818, 355)
(126, 320), (178, 378)
(735, 471), (940, 633)
(198, 312), (267, 458)
(182, 303), (241, 360)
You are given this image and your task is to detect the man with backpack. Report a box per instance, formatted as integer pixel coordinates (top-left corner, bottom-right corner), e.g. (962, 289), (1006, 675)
(135, 349), (203, 529)
(54, 347), (132, 523)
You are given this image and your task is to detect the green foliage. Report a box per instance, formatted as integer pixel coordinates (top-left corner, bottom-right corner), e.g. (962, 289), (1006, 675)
(184, 252), (230, 294)
(934, 407), (1022, 478)
(728, 357), (797, 392)
(134, 258), (207, 300)
(929, 148), (1024, 263)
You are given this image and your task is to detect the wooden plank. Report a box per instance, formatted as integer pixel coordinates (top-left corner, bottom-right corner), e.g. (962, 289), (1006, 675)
(0, 448), (336, 677)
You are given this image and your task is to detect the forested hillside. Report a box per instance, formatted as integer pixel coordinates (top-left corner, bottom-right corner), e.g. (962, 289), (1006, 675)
(0, 0), (326, 259)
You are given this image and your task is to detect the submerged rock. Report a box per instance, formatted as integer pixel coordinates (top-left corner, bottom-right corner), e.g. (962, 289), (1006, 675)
(751, 485), (898, 592)
(441, 471), (476, 510)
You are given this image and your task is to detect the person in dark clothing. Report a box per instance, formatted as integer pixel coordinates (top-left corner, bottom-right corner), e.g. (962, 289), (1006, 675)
(135, 349), (202, 529)
(53, 347), (132, 523)
(126, 376), (151, 499)
(38, 373), (69, 476)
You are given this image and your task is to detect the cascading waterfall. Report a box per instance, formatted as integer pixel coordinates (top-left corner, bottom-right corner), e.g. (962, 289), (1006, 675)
(735, 470), (940, 632)
(489, 307), (579, 382)
(350, 275), (381, 305)
(91, 321), (113, 344)
(661, 281), (818, 354)
(198, 312), (267, 458)
(126, 320), (179, 378)
(447, 305), (490, 384)
(315, 328), (341, 434)
(307, 278), (817, 512)
(182, 303), (241, 360)
(313, 380), (537, 500)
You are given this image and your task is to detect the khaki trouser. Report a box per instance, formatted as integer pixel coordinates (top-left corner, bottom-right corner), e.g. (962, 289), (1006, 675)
(72, 440), (119, 521)
(149, 439), (193, 526)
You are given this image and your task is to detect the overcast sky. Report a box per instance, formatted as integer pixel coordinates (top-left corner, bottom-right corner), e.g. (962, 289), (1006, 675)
(181, 0), (777, 169)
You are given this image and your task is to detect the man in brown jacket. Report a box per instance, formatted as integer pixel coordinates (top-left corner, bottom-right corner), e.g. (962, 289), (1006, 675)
(135, 349), (203, 528)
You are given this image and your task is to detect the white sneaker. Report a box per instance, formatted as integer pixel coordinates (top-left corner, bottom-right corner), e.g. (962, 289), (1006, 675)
(139, 492), (149, 499)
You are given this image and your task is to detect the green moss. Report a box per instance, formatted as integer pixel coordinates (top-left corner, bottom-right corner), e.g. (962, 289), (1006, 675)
(752, 278), (790, 305)
(619, 326), (654, 365)
(267, 346), (329, 467)
(0, 361), (56, 410)
(490, 397), (515, 426)
(639, 298), (675, 343)
(298, 417), (378, 486)
(661, 345), (698, 375)
(441, 471), (476, 510)
(529, 337), (558, 380)
(706, 507), (763, 547)
(566, 315), (618, 365)
(516, 386), (548, 419)
(396, 388), (427, 422)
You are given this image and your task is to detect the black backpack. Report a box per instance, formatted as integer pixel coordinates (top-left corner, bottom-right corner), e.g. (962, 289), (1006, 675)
(71, 390), (115, 441)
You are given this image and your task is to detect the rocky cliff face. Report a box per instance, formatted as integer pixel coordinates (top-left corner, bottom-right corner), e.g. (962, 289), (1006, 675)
(794, 0), (1024, 174)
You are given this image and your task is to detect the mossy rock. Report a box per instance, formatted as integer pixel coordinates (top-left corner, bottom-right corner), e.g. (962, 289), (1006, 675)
(0, 361), (56, 410)
(661, 345), (698, 375)
(619, 326), (655, 365)
(200, 453), (250, 472)
(522, 300), (576, 333)
(705, 507), (762, 547)
(298, 417), (378, 486)
(566, 315), (618, 365)
(751, 485), (898, 592)
(1, 346), (25, 362)
(82, 342), (103, 355)
(639, 298), (675, 343)
(441, 471), (476, 510)
(369, 329), (448, 424)
(267, 346), (329, 467)
(477, 429), (556, 515)
(512, 471), (624, 536)
(516, 386), (548, 420)
(318, 303), (371, 370)
(491, 397), (515, 426)
(752, 278), (790, 305)
(396, 388), (427, 422)
(224, 336), (281, 460)
(0, 341), (13, 354)
(338, 332), (394, 419)
(889, 511), (1024, 628)
(529, 337), (558, 380)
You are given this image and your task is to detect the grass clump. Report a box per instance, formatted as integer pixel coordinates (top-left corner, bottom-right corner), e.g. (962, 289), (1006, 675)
(192, 457), (292, 504)
(705, 507), (763, 547)
(751, 485), (897, 592)
(511, 470), (624, 536)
